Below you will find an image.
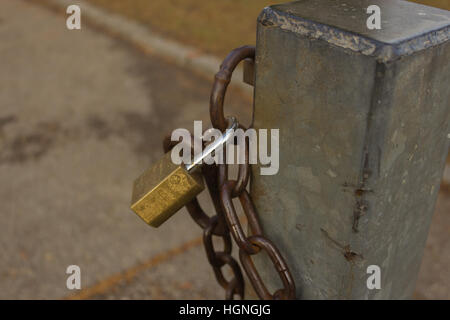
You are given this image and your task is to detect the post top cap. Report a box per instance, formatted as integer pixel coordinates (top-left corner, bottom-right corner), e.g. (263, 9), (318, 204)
(260, 0), (450, 62)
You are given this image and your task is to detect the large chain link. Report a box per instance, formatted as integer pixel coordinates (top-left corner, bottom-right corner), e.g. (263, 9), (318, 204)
(164, 46), (296, 300)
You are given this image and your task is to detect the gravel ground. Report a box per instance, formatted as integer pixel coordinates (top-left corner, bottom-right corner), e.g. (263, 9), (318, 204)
(0, 0), (247, 299)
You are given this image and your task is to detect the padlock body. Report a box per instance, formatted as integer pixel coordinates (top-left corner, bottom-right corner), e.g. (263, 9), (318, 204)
(131, 152), (204, 227)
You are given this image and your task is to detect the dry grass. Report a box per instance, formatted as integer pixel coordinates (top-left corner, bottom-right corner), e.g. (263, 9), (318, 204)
(87, 0), (449, 57)
(87, 0), (284, 57)
(410, 0), (450, 10)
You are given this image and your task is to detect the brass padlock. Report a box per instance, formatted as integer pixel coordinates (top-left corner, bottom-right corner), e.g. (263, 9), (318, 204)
(131, 118), (237, 227)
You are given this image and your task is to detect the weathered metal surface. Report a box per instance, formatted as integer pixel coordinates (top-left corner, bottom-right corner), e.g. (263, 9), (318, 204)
(251, 0), (450, 299)
(162, 46), (296, 300)
(131, 152), (205, 227)
(261, 0), (450, 62)
(243, 58), (255, 86)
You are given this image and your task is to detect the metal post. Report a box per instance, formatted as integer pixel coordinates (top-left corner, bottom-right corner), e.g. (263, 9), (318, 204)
(251, 0), (450, 299)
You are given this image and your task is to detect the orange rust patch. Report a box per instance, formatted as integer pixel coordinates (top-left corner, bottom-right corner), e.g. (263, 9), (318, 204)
(441, 182), (450, 194)
(65, 237), (202, 300)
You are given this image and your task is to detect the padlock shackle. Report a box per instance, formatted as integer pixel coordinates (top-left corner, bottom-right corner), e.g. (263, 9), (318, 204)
(186, 117), (238, 172)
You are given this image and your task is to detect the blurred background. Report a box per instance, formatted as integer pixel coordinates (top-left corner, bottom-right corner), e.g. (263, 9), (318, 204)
(86, 0), (450, 56)
(0, 0), (448, 299)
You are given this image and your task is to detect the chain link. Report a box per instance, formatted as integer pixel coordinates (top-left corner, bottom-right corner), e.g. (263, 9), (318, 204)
(164, 45), (296, 300)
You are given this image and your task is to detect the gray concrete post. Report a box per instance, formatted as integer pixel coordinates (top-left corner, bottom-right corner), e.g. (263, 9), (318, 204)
(251, 0), (450, 299)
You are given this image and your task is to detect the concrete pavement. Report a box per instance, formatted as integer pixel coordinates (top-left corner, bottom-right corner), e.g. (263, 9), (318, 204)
(0, 0), (247, 299)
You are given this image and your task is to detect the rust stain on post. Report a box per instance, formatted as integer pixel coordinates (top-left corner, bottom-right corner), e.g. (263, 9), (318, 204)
(251, 0), (450, 299)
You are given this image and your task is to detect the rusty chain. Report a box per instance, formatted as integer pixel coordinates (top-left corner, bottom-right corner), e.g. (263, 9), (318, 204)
(164, 45), (296, 300)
